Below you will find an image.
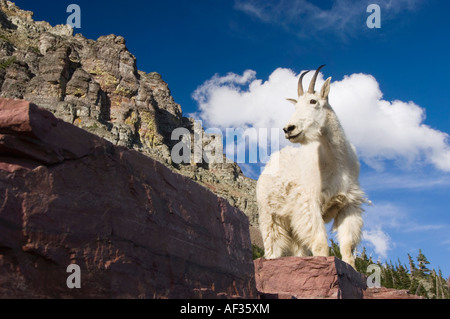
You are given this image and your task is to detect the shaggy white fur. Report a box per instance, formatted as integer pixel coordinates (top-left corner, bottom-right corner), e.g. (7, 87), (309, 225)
(256, 66), (367, 268)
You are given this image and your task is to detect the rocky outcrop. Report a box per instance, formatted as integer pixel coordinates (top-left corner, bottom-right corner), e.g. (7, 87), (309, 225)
(0, 0), (259, 237)
(0, 99), (256, 298)
(254, 256), (425, 299)
(363, 287), (424, 299)
(254, 256), (367, 299)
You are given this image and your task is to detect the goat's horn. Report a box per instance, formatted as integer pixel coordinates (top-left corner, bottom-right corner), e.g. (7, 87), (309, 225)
(308, 64), (326, 94)
(297, 70), (310, 96)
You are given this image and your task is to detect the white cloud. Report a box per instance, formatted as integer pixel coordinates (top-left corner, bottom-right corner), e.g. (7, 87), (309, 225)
(364, 202), (405, 230)
(362, 229), (391, 258)
(329, 73), (450, 171)
(191, 68), (294, 130)
(191, 68), (450, 173)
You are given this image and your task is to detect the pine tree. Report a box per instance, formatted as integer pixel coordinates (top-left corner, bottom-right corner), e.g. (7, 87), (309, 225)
(360, 246), (368, 261)
(355, 246), (371, 274)
(328, 239), (342, 259)
(430, 269), (437, 299)
(388, 260), (396, 288)
(437, 268), (450, 299)
(416, 249), (431, 278)
(436, 268), (442, 299)
(396, 259), (411, 290)
(333, 245), (449, 299)
(408, 253), (417, 278)
(415, 281), (429, 298)
(380, 261), (393, 288)
(409, 277), (420, 296)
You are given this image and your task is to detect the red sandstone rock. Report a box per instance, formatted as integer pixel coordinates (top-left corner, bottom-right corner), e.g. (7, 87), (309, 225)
(0, 98), (257, 299)
(0, 98), (105, 169)
(363, 287), (424, 299)
(254, 256), (367, 299)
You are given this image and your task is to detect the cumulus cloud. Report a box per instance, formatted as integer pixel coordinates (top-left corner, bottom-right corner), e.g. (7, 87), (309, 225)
(362, 229), (391, 259)
(191, 68), (450, 172)
(330, 74), (450, 171)
(191, 68), (293, 130)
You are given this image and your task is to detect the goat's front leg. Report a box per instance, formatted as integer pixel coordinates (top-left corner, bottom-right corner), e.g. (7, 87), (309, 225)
(291, 199), (329, 257)
(333, 204), (363, 268)
(260, 213), (292, 258)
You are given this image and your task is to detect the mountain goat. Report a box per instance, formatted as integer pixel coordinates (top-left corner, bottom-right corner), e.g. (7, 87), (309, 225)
(256, 65), (366, 268)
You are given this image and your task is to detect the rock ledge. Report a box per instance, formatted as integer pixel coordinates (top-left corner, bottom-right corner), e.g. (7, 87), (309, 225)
(0, 98), (256, 299)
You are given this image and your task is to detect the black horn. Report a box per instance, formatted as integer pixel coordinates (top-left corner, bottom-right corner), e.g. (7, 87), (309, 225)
(297, 70), (310, 96)
(307, 64), (326, 94)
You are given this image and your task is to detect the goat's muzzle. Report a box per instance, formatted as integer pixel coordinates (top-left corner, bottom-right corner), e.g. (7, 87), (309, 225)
(283, 125), (296, 134)
(284, 125), (303, 141)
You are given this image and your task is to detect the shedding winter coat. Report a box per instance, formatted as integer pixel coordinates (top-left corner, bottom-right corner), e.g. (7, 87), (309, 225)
(256, 65), (367, 268)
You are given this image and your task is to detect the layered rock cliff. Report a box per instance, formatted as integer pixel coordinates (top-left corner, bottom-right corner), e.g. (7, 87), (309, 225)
(0, 0), (259, 237)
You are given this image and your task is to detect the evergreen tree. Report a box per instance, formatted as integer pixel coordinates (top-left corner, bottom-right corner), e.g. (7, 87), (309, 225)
(436, 268), (442, 299)
(430, 269), (437, 299)
(252, 244), (264, 260)
(415, 281), (429, 298)
(355, 246), (371, 274)
(328, 239), (342, 259)
(437, 268), (450, 299)
(416, 249), (431, 277)
(328, 244), (449, 299)
(380, 261), (392, 288)
(360, 246), (368, 261)
(385, 261), (396, 288)
(409, 278), (420, 296)
(407, 253), (417, 278)
(395, 259), (411, 290)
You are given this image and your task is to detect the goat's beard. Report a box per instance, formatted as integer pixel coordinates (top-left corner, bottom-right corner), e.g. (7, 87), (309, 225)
(286, 133), (305, 144)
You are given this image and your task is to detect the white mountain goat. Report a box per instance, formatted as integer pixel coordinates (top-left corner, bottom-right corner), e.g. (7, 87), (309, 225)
(256, 65), (366, 268)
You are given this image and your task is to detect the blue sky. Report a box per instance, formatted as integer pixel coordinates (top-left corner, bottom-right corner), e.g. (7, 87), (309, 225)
(16, 0), (450, 277)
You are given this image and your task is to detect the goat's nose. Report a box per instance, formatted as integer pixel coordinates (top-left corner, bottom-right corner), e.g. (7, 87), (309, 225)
(283, 125), (296, 134)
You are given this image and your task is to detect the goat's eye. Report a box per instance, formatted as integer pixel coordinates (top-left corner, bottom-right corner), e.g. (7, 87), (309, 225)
(310, 99), (317, 104)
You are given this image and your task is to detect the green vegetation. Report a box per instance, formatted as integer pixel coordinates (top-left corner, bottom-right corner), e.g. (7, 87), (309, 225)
(333, 240), (449, 299)
(0, 34), (11, 43)
(29, 46), (40, 54)
(0, 56), (16, 70)
(252, 244), (264, 260)
(252, 239), (449, 299)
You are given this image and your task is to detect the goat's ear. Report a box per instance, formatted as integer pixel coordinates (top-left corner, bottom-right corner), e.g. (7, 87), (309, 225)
(286, 98), (297, 105)
(320, 77), (332, 99)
